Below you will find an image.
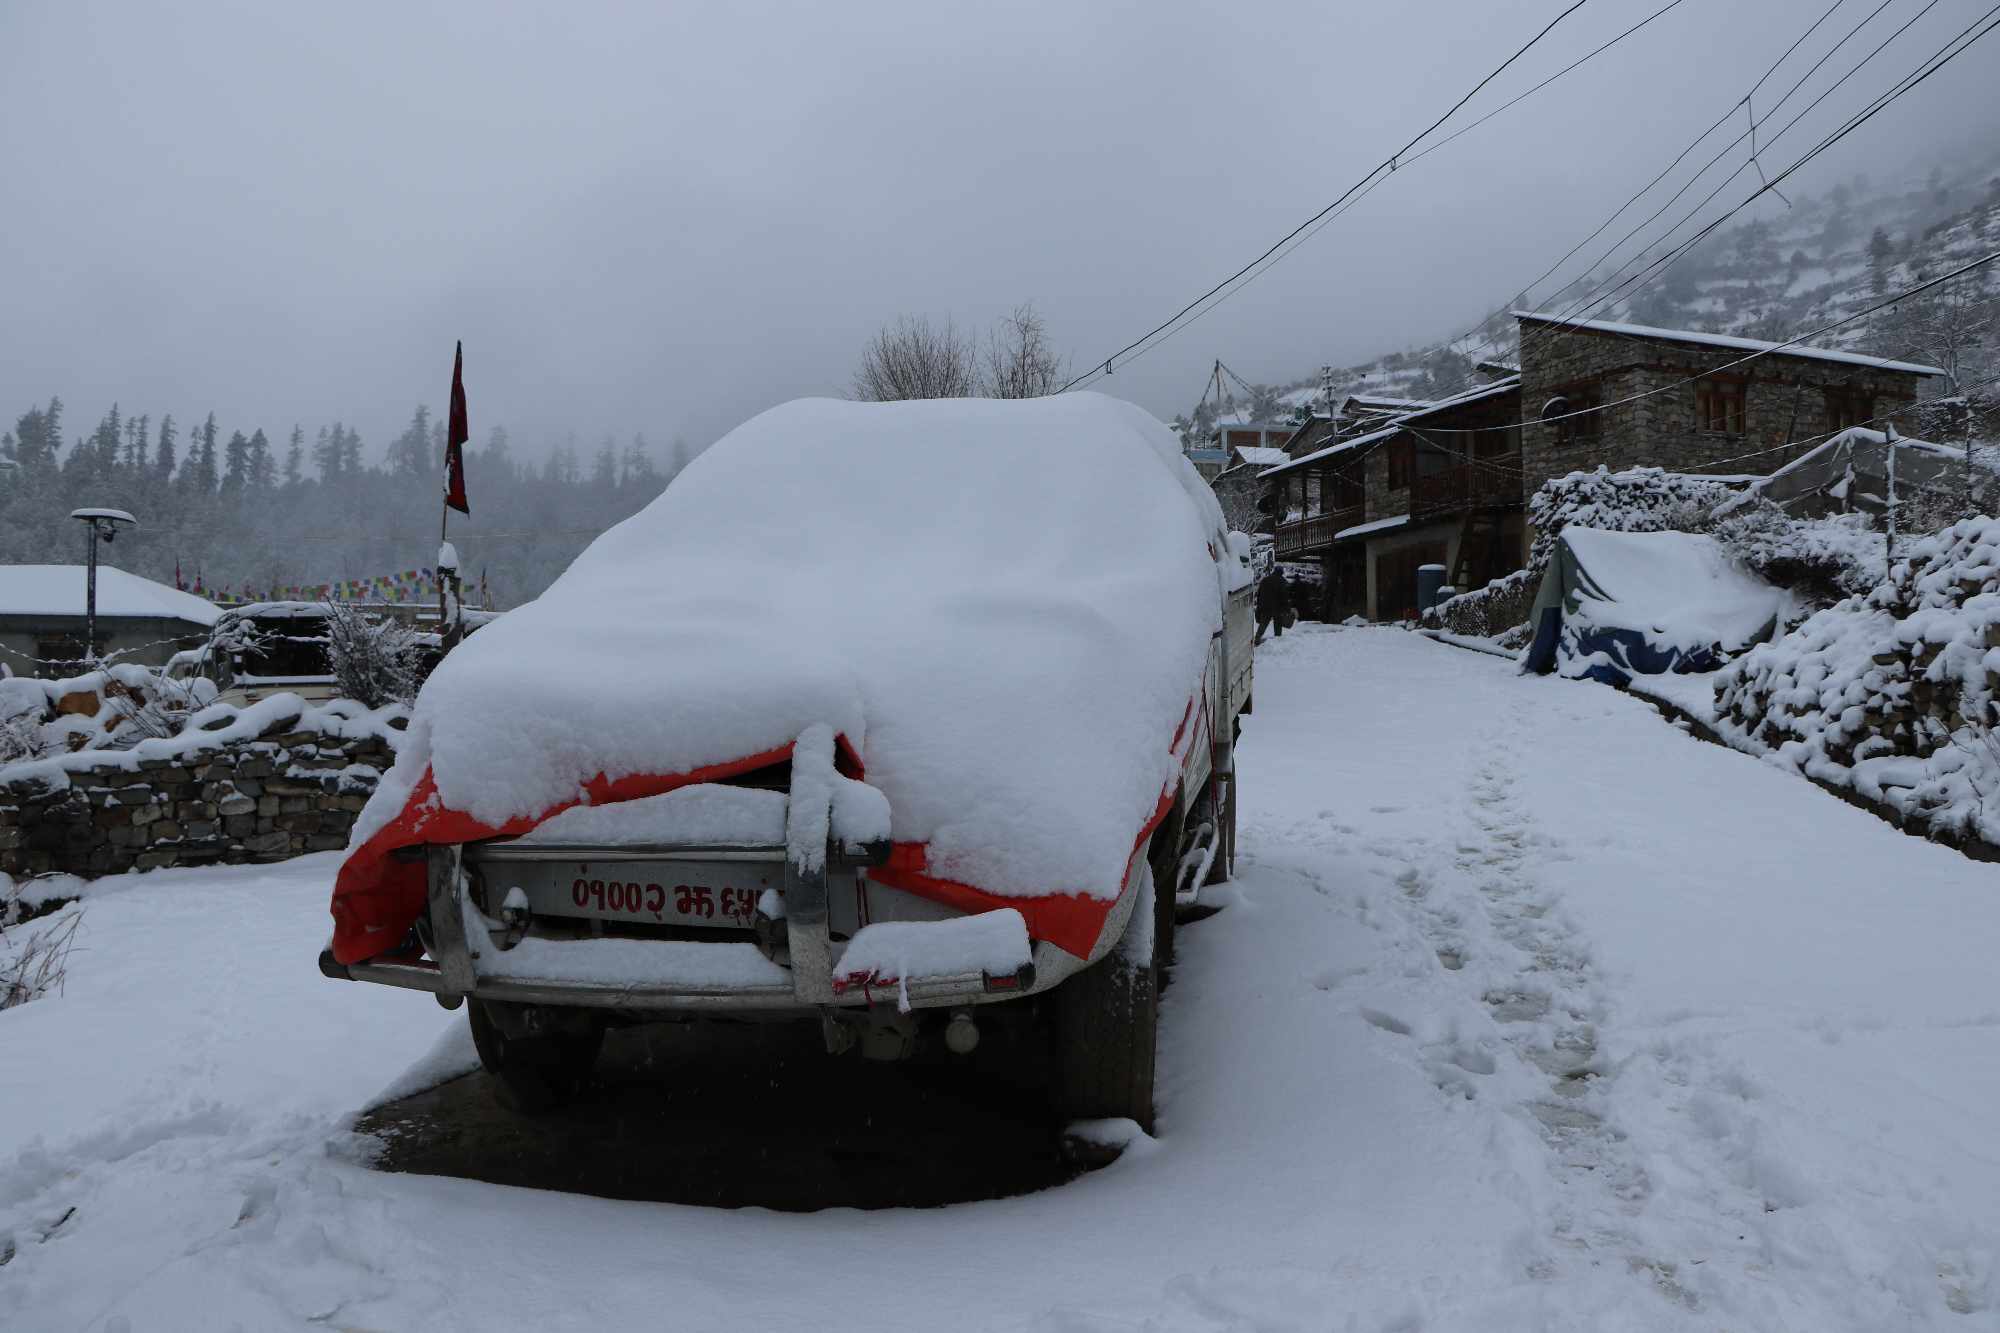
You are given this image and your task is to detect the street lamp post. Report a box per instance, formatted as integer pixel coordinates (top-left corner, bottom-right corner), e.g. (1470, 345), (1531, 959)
(69, 507), (137, 664)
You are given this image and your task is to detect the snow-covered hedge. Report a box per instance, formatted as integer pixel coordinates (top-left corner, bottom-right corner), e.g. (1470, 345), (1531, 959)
(1709, 498), (1883, 607)
(1714, 516), (2000, 847)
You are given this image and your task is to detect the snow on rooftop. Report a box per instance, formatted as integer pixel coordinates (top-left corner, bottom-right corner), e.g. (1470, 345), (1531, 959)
(1260, 423), (1405, 478)
(1511, 310), (1944, 376)
(1392, 375), (1520, 421)
(371, 392), (1237, 906)
(0, 566), (220, 625)
(1233, 446), (1291, 467)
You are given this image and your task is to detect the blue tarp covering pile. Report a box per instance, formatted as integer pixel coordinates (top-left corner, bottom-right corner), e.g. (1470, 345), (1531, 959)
(1522, 529), (1785, 686)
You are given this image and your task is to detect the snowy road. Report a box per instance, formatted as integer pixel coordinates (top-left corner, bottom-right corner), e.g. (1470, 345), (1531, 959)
(3, 625), (1996, 1330)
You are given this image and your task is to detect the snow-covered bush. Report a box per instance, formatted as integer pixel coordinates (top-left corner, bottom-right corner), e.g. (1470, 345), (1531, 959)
(1, 875), (84, 1010)
(323, 602), (422, 708)
(1714, 516), (2000, 846)
(1710, 497), (1883, 607)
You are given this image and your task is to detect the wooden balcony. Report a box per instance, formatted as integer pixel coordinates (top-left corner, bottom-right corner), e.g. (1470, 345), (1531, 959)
(1274, 506), (1363, 557)
(1411, 453), (1523, 518)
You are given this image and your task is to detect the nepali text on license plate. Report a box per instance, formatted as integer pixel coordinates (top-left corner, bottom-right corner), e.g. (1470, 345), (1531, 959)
(524, 865), (778, 929)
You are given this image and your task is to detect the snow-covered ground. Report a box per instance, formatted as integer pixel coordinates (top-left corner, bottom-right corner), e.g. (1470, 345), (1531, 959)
(3, 626), (1996, 1330)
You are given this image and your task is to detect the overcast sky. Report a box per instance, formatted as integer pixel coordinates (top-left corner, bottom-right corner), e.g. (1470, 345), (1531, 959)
(4, 0), (1996, 461)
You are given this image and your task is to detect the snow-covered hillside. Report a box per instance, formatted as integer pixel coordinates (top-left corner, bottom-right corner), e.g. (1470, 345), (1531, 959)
(1241, 148), (2000, 422)
(2, 626), (1995, 1330)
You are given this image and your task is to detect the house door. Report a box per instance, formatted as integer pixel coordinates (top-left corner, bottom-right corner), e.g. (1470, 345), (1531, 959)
(1374, 542), (1448, 622)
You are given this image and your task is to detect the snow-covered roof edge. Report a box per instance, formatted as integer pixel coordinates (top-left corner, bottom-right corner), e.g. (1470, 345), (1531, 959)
(1511, 311), (1943, 377)
(1260, 423), (1405, 479)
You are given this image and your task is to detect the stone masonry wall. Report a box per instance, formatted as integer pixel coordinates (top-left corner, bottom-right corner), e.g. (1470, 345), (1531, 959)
(1519, 320), (1930, 526)
(0, 710), (398, 877)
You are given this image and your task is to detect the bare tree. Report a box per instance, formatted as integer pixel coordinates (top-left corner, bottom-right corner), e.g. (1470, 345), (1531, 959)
(851, 315), (977, 401)
(980, 303), (1067, 399)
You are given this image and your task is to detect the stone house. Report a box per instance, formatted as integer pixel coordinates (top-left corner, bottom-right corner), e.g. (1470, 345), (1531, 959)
(1514, 311), (1942, 525)
(0, 566), (219, 676)
(1254, 315), (1940, 622)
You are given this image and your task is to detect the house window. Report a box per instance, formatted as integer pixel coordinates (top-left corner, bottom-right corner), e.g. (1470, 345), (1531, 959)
(1695, 380), (1746, 435)
(1387, 438), (1414, 490)
(1826, 388), (1873, 432)
(1304, 472), (1321, 516)
(1554, 390), (1601, 444)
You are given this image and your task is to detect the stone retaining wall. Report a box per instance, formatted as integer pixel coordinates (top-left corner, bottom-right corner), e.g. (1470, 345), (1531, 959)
(0, 711), (399, 877)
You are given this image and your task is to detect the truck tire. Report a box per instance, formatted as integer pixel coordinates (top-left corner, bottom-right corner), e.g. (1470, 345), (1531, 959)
(468, 999), (604, 1113)
(1051, 863), (1159, 1133)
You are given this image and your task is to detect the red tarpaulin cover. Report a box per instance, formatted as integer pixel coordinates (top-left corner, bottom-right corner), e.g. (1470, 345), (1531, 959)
(326, 717), (1189, 967)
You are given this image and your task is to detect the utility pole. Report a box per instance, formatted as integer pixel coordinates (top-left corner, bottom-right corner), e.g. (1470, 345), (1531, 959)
(69, 508), (137, 665)
(1884, 422), (1899, 581)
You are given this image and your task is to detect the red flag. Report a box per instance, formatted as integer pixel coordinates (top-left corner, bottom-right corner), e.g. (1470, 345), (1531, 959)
(445, 340), (470, 514)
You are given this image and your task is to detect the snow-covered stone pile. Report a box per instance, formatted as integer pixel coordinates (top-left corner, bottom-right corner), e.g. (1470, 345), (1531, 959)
(1527, 466), (1743, 568)
(1426, 467), (1740, 638)
(0, 694), (406, 877)
(1714, 516), (2000, 848)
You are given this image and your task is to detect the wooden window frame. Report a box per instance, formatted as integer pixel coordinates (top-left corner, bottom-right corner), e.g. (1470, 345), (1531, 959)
(1695, 378), (1746, 436)
(1554, 388), (1602, 444)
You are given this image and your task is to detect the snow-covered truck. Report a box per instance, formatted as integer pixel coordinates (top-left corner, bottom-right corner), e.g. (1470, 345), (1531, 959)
(320, 393), (1254, 1129)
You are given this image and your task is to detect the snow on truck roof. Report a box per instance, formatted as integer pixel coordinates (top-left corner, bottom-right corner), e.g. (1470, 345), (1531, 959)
(1511, 311), (1944, 376)
(0, 565), (219, 625)
(366, 393), (1240, 905)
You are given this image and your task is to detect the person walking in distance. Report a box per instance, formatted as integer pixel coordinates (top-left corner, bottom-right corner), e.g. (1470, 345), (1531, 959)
(1255, 565), (1290, 643)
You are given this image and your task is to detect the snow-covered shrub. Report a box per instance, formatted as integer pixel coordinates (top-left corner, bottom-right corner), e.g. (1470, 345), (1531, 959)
(1526, 466), (1739, 571)
(1710, 497), (1883, 608)
(1, 876), (83, 1010)
(1714, 516), (2000, 846)
(323, 602), (422, 708)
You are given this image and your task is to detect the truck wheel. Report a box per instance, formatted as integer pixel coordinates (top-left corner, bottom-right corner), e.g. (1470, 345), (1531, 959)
(467, 999), (603, 1113)
(1051, 863), (1159, 1133)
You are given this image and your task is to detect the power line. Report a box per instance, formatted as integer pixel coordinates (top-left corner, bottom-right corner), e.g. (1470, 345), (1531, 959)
(1320, 0), (1879, 406)
(1497, 0), (1944, 385)
(1420, 247), (2000, 435)
(1056, 0), (1599, 393)
(1505, 0), (1992, 375)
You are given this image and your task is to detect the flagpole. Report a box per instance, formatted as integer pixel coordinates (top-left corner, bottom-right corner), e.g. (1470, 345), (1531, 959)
(439, 340), (469, 650)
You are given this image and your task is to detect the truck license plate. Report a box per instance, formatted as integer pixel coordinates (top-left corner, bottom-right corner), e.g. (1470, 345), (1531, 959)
(503, 862), (781, 929)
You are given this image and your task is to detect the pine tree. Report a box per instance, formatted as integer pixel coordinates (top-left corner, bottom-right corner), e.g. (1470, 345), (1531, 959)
(388, 406), (431, 479)
(284, 426), (304, 486)
(623, 433), (661, 492)
(591, 438), (618, 491)
(155, 415), (177, 481)
(247, 428), (274, 490)
(186, 413), (220, 493)
(312, 425), (340, 482)
(221, 430), (251, 494)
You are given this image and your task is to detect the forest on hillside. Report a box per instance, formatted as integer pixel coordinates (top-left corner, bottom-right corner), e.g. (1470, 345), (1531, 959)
(0, 404), (689, 609)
